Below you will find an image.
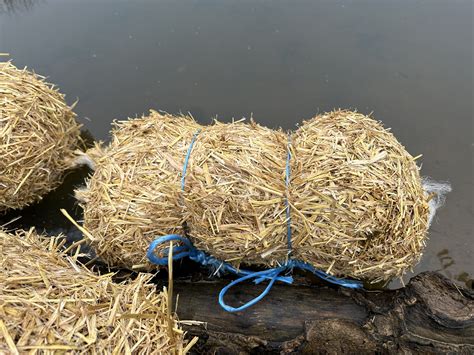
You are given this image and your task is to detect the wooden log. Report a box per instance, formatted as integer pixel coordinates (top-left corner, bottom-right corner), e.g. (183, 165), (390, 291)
(174, 272), (473, 354)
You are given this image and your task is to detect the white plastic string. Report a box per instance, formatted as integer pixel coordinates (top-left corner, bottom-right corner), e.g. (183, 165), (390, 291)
(73, 151), (96, 170)
(422, 177), (452, 227)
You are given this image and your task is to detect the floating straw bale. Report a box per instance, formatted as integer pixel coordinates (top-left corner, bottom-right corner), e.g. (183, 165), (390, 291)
(0, 228), (193, 354)
(79, 111), (202, 269)
(78, 110), (431, 283)
(0, 61), (80, 212)
(291, 110), (429, 282)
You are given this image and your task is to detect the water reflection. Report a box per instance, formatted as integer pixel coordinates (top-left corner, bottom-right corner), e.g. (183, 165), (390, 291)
(0, 0), (42, 14)
(436, 249), (473, 290)
(436, 249), (455, 271)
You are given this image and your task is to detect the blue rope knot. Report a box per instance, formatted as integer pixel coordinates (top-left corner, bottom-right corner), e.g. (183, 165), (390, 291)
(147, 234), (225, 271)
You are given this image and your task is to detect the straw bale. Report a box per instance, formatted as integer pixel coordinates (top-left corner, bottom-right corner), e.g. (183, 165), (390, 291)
(184, 120), (289, 266)
(79, 110), (430, 283)
(291, 110), (429, 281)
(0, 61), (80, 212)
(0, 228), (193, 354)
(79, 110), (201, 269)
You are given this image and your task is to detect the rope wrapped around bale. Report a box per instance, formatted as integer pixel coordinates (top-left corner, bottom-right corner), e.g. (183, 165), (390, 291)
(147, 128), (361, 311)
(0, 228), (195, 354)
(76, 111), (202, 269)
(77, 110), (447, 310)
(0, 61), (81, 212)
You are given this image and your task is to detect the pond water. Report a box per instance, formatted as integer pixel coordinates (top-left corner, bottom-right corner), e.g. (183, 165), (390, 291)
(1, 0), (472, 288)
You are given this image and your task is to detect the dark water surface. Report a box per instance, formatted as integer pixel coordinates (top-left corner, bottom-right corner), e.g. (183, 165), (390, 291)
(1, 0), (472, 287)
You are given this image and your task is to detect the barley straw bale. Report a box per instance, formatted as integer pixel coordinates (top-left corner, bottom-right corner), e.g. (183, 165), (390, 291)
(291, 110), (429, 282)
(78, 110), (202, 269)
(79, 110), (430, 283)
(184, 120), (289, 266)
(0, 61), (80, 212)
(0, 228), (194, 354)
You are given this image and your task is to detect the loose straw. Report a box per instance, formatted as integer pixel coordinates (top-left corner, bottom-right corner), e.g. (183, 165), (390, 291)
(0, 228), (196, 354)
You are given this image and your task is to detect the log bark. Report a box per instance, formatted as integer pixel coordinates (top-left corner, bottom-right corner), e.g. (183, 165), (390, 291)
(174, 271), (473, 354)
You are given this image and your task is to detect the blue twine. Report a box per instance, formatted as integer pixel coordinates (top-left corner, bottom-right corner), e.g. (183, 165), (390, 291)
(181, 129), (201, 191)
(285, 136), (292, 252)
(147, 130), (363, 312)
(147, 235), (361, 312)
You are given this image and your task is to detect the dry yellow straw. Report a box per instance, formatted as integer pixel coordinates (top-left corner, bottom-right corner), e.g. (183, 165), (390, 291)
(77, 110), (201, 269)
(78, 109), (430, 283)
(184, 120), (289, 266)
(0, 228), (195, 354)
(291, 110), (429, 282)
(0, 61), (80, 212)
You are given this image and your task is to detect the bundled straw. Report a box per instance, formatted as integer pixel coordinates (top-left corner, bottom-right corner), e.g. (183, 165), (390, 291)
(79, 110), (432, 282)
(0, 228), (194, 354)
(184, 120), (289, 266)
(78, 111), (201, 269)
(0, 61), (80, 212)
(291, 111), (429, 282)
